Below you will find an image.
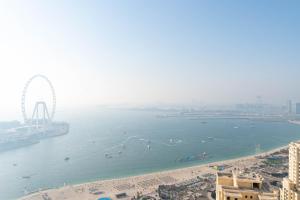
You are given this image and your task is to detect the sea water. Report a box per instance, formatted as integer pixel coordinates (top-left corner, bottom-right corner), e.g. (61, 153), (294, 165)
(0, 108), (300, 200)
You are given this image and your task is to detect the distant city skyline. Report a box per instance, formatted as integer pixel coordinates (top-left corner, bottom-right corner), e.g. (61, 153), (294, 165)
(0, 1), (300, 119)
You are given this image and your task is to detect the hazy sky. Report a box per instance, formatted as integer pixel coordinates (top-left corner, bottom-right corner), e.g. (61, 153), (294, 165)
(0, 0), (300, 118)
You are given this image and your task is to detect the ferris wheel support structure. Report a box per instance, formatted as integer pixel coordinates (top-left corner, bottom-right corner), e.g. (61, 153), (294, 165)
(21, 74), (56, 124)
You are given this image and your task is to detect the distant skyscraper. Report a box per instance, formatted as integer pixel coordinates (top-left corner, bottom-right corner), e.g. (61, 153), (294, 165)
(296, 103), (300, 115)
(288, 100), (292, 114)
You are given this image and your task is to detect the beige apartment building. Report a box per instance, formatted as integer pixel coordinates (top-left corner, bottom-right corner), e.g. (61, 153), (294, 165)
(216, 170), (278, 200)
(280, 142), (300, 200)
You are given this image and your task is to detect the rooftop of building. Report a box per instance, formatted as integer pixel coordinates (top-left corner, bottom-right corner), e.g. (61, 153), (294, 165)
(217, 172), (263, 181)
(220, 185), (278, 196)
(290, 141), (300, 146)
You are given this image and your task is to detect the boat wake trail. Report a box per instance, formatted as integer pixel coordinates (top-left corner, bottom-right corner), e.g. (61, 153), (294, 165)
(103, 135), (183, 154)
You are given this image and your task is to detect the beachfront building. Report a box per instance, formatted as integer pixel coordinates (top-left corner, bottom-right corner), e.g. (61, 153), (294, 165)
(280, 142), (300, 200)
(216, 170), (279, 200)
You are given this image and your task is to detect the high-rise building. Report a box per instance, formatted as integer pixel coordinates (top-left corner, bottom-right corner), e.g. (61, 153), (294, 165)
(296, 103), (300, 115)
(280, 142), (300, 200)
(216, 170), (278, 200)
(288, 100), (292, 114)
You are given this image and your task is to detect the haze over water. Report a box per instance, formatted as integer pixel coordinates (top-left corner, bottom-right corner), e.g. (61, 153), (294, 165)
(1, 108), (300, 200)
(1, 1), (300, 113)
(1, 1), (300, 200)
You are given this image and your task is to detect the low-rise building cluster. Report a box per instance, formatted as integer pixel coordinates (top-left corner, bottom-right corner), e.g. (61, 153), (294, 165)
(152, 142), (299, 200)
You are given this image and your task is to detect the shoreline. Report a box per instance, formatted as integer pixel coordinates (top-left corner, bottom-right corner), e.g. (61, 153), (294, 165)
(20, 144), (289, 200)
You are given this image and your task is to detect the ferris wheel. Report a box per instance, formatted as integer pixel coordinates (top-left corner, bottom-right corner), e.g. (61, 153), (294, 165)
(21, 74), (56, 124)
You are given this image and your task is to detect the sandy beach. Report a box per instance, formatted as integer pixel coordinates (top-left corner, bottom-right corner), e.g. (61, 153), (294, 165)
(20, 145), (288, 200)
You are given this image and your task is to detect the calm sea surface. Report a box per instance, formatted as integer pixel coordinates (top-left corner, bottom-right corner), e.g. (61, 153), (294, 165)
(1, 108), (300, 200)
